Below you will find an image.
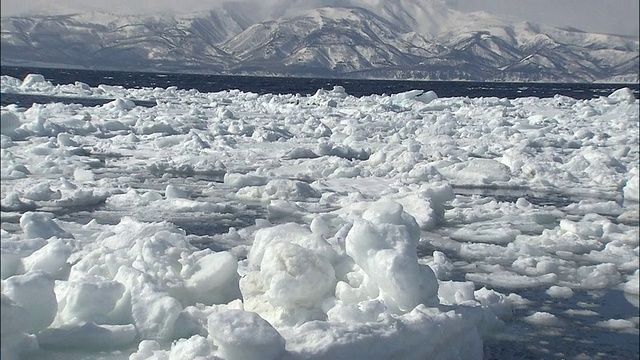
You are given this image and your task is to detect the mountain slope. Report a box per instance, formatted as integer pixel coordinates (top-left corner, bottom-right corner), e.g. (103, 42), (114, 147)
(1, 12), (240, 72)
(1, 1), (638, 82)
(221, 7), (435, 75)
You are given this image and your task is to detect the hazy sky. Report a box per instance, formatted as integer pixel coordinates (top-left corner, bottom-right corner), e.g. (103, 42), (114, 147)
(453, 0), (639, 38)
(1, 0), (638, 38)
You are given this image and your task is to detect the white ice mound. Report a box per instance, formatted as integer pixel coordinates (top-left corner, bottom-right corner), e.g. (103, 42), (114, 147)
(236, 179), (321, 201)
(103, 98), (135, 111)
(241, 223), (337, 325)
(3, 271), (58, 333)
(19, 212), (73, 240)
(21, 238), (72, 278)
(208, 309), (286, 360)
(2, 201), (496, 360)
(0, 295), (38, 360)
(345, 199), (439, 312)
(21, 74), (47, 88)
(623, 269), (639, 295)
(394, 182), (455, 230)
(165, 184), (189, 199)
(64, 218), (241, 341)
(1, 111), (21, 136)
(607, 87), (637, 104)
(439, 158), (512, 184)
(622, 168), (639, 202)
(240, 198), (487, 359)
(391, 89), (438, 105)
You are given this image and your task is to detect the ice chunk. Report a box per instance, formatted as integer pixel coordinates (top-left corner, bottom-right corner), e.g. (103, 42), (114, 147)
(546, 286), (574, 299)
(262, 179), (321, 200)
(73, 168), (95, 182)
(0, 251), (23, 280)
(439, 158), (512, 184)
(103, 98), (135, 111)
(451, 223), (520, 245)
(183, 251), (241, 305)
(260, 241), (336, 308)
(523, 312), (561, 327)
(282, 147), (320, 160)
(326, 298), (387, 323)
(56, 278), (125, 324)
(595, 319), (636, 331)
(438, 281), (476, 305)
(240, 222), (338, 325)
(129, 335), (218, 360)
(169, 335), (216, 359)
(316, 140), (370, 160)
(425, 251), (454, 280)
(416, 90), (438, 103)
(391, 89), (438, 104)
(474, 287), (514, 323)
(1, 192), (37, 212)
(345, 199), (438, 312)
(3, 271), (57, 332)
(285, 304), (483, 360)
(114, 266), (182, 341)
(248, 223), (336, 267)
(623, 172), (639, 203)
(576, 263), (621, 289)
(19, 212), (72, 240)
(165, 184), (189, 199)
(0, 295), (38, 360)
(1, 111), (21, 136)
(607, 87), (637, 104)
(21, 74), (46, 87)
(56, 132), (79, 147)
(223, 172), (269, 187)
(394, 194), (438, 230)
(208, 309), (286, 360)
(21, 238), (71, 278)
(1, 294), (32, 336)
(22, 183), (62, 201)
(623, 270), (639, 295)
(129, 340), (168, 360)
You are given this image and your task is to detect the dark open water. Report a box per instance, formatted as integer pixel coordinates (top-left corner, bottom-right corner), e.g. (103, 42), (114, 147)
(2, 65), (639, 107)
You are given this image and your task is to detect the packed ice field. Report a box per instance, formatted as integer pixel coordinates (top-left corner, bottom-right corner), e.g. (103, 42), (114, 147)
(1, 74), (638, 360)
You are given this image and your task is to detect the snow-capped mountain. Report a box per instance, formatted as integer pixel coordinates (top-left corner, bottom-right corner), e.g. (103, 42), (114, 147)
(1, 0), (638, 82)
(221, 7), (437, 75)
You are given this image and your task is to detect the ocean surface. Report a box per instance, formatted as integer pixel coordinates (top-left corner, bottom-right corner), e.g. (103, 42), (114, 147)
(1, 65), (639, 359)
(2, 65), (639, 107)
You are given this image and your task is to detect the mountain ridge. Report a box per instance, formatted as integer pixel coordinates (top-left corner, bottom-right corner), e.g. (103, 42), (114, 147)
(1, 1), (638, 82)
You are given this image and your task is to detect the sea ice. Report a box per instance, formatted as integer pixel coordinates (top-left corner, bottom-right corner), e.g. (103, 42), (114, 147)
(0, 74), (637, 359)
(523, 312), (562, 327)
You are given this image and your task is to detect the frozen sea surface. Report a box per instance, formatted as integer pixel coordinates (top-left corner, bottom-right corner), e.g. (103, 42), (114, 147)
(1, 72), (638, 360)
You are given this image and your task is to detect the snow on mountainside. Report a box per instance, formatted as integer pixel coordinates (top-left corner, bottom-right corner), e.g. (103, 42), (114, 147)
(0, 9), (247, 72)
(221, 7), (436, 75)
(1, 0), (638, 82)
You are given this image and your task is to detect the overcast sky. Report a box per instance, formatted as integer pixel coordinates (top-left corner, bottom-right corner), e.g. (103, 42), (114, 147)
(453, 0), (639, 38)
(1, 0), (638, 38)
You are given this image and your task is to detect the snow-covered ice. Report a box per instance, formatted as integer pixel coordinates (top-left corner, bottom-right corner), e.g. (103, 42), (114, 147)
(1, 74), (638, 359)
